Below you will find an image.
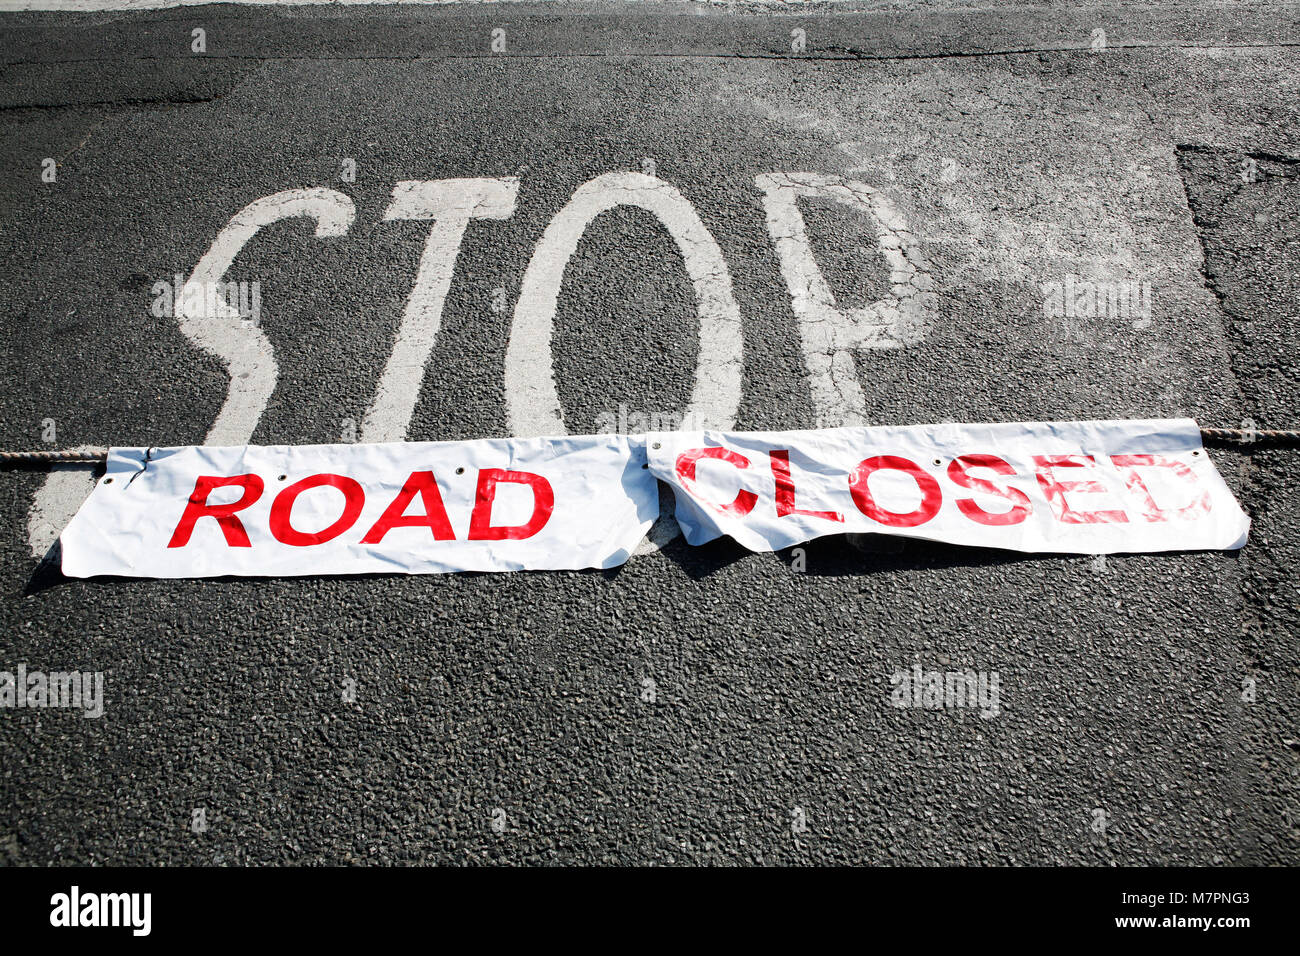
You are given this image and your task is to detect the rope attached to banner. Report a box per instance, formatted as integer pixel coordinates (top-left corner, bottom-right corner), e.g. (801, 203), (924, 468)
(0, 449), (109, 466)
(1197, 427), (1300, 444)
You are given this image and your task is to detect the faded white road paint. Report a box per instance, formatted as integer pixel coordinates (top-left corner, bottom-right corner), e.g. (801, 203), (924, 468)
(26, 451), (101, 559)
(756, 172), (932, 428)
(26, 188), (355, 557)
(632, 486), (682, 557)
(362, 178), (518, 443)
(505, 171), (744, 438)
(176, 187), (355, 445)
(23, 172), (926, 559)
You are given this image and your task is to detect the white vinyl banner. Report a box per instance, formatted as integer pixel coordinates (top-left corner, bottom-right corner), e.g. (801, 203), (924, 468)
(646, 419), (1249, 555)
(57, 419), (1250, 578)
(59, 436), (659, 578)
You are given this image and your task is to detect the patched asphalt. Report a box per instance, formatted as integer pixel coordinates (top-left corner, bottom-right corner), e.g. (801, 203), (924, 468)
(1, 2), (1298, 865)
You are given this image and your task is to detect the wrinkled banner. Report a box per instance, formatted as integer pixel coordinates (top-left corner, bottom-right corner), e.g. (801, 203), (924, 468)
(60, 419), (1249, 578)
(60, 436), (659, 578)
(647, 418), (1249, 555)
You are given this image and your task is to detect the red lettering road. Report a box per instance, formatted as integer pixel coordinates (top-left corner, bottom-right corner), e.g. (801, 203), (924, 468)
(270, 474), (366, 546)
(169, 467), (554, 547)
(360, 470), (455, 543)
(467, 468), (554, 540)
(167, 474), (263, 548)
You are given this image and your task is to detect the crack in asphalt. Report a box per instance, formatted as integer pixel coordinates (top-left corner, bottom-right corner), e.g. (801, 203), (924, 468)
(1174, 144), (1300, 864)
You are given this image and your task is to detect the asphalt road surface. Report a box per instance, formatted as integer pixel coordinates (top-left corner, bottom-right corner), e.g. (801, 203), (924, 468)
(1, 0), (1298, 865)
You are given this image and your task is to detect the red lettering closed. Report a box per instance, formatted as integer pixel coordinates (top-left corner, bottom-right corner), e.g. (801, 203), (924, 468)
(675, 447), (758, 517)
(947, 454), (1031, 526)
(849, 456), (942, 527)
(1033, 455), (1127, 524)
(1110, 454), (1210, 521)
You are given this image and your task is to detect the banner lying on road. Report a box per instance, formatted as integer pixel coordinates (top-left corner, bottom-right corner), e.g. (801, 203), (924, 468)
(60, 437), (659, 578)
(646, 418), (1249, 555)
(58, 419), (1248, 578)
